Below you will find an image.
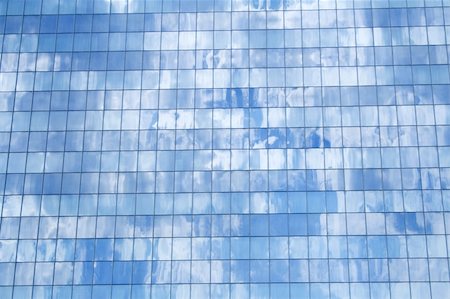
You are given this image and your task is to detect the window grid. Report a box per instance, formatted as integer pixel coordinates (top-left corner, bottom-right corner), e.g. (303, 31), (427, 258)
(1, 0), (450, 298)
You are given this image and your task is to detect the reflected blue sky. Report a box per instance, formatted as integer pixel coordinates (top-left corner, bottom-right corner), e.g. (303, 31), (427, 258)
(1, 0), (450, 298)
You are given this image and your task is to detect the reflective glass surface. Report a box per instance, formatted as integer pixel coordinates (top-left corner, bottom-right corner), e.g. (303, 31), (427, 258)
(1, 0), (450, 298)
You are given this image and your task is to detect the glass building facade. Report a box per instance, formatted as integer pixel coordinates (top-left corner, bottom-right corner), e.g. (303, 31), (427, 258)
(1, 0), (450, 298)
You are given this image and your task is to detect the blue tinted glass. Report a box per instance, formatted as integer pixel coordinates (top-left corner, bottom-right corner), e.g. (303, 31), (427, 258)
(1, 1), (449, 298)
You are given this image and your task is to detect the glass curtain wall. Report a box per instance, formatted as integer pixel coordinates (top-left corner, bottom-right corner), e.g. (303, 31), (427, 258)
(0, 0), (450, 298)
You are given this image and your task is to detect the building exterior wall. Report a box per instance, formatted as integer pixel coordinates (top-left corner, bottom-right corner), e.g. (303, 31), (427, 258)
(0, 0), (450, 298)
